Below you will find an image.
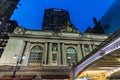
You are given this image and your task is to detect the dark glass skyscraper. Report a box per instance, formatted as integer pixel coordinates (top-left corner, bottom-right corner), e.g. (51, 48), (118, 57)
(42, 8), (70, 31)
(0, 0), (20, 31)
(85, 0), (120, 34)
(99, 0), (120, 34)
(0, 0), (20, 21)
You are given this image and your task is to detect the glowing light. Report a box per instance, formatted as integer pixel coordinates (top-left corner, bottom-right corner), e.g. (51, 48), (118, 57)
(107, 67), (120, 76)
(67, 56), (71, 59)
(116, 58), (120, 61)
(13, 54), (26, 60)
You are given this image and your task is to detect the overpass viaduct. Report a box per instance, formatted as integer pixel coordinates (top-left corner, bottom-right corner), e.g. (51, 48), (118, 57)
(72, 29), (120, 79)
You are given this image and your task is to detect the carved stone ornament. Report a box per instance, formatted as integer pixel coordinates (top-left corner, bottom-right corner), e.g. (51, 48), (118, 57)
(13, 27), (25, 34)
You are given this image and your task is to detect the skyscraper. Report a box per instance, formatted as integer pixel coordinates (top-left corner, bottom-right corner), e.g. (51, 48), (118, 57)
(42, 8), (79, 32)
(0, 0), (20, 21)
(99, 0), (120, 34)
(86, 0), (120, 34)
(42, 8), (70, 31)
(0, 0), (20, 31)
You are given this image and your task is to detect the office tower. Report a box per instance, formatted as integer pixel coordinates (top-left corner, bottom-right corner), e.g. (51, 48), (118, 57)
(42, 8), (79, 32)
(0, 0), (20, 31)
(0, 0), (20, 21)
(85, 0), (120, 34)
(86, 0), (120, 34)
(42, 8), (70, 31)
(99, 0), (120, 34)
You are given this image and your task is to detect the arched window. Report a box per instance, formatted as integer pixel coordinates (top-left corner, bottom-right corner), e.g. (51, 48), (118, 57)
(28, 46), (43, 66)
(66, 47), (77, 66)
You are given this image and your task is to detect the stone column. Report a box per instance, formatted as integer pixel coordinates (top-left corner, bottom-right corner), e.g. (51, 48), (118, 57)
(48, 43), (52, 65)
(77, 44), (83, 62)
(81, 44), (86, 57)
(23, 41), (30, 65)
(43, 42), (48, 65)
(89, 44), (93, 52)
(57, 43), (61, 65)
(62, 43), (66, 65)
(93, 44), (96, 49)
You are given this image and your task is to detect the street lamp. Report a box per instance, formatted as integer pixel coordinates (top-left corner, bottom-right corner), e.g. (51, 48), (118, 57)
(12, 54), (26, 78)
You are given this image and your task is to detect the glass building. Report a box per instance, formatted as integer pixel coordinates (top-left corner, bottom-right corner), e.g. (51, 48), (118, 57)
(99, 0), (120, 34)
(42, 8), (70, 31)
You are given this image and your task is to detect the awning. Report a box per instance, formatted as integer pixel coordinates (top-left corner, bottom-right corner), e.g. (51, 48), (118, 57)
(42, 75), (70, 79)
(1, 75), (36, 80)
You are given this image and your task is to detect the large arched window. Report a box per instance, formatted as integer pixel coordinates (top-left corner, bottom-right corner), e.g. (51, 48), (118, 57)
(28, 46), (43, 66)
(66, 47), (77, 66)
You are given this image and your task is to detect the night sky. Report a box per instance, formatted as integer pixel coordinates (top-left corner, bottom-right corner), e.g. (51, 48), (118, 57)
(10, 0), (115, 33)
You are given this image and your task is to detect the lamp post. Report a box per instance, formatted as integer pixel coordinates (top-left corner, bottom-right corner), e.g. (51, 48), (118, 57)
(12, 55), (25, 78)
(12, 58), (19, 78)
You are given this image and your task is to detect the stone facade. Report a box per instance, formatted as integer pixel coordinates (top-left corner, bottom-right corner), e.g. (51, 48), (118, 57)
(0, 28), (108, 79)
